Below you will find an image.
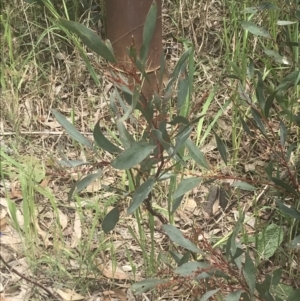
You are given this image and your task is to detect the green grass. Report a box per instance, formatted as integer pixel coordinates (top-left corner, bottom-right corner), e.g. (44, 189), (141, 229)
(0, 0), (299, 300)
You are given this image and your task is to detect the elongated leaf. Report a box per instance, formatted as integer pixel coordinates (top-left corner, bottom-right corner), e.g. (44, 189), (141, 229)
(127, 177), (155, 215)
(241, 21), (271, 38)
(185, 139), (210, 169)
(165, 48), (192, 94)
(213, 130), (227, 165)
(52, 109), (93, 149)
(264, 49), (289, 65)
(243, 252), (256, 296)
(140, 0), (157, 63)
(240, 116), (253, 137)
(199, 289), (221, 301)
(102, 207), (119, 233)
(59, 159), (89, 167)
(68, 169), (103, 200)
(175, 261), (210, 276)
(232, 181), (256, 191)
(116, 120), (135, 149)
(279, 120), (287, 147)
(173, 177), (202, 199)
(251, 108), (266, 135)
(93, 121), (122, 154)
(168, 116), (190, 125)
(256, 275), (275, 301)
(175, 126), (192, 151)
(275, 199), (300, 220)
(131, 279), (167, 294)
(172, 195), (184, 213)
(163, 224), (203, 254)
(111, 141), (155, 170)
(225, 290), (243, 301)
(271, 177), (299, 197)
(255, 71), (265, 111)
(59, 19), (116, 63)
(177, 65), (189, 112)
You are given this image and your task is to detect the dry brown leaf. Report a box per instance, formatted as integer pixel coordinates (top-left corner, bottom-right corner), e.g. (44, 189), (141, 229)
(0, 209), (7, 231)
(55, 288), (85, 301)
(97, 262), (130, 280)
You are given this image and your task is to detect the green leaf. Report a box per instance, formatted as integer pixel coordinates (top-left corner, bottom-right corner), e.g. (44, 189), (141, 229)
(199, 289), (220, 301)
(273, 284), (294, 301)
(286, 234), (300, 250)
(255, 71), (265, 111)
(232, 181), (256, 191)
(131, 279), (167, 294)
(177, 65), (189, 112)
(272, 268), (282, 286)
(175, 261), (210, 276)
(279, 121), (287, 147)
(241, 21), (271, 38)
(168, 116), (190, 125)
(256, 275), (275, 301)
(243, 252), (256, 297)
(225, 290), (243, 301)
(140, 0), (157, 63)
(185, 139), (210, 170)
(213, 130), (227, 165)
(59, 19), (116, 63)
(257, 223), (284, 260)
(102, 207), (119, 233)
(59, 159), (89, 167)
(68, 169), (103, 200)
(175, 126), (192, 151)
(163, 224), (203, 254)
(93, 121), (122, 154)
(264, 49), (290, 65)
(275, 199), (300, 220)
(116, 120), (135, 149)
(173, 177), (202, 199)
(251, 108), (266, 135)
(172, 195), (184, 214)
(127, 177), (155, 215)
(277, 20), (297, 26)
(271, 177), (299, 197)
(111, 141), (155, 170)
(52, 109), (93, 149)
(165, 47), (192, 94)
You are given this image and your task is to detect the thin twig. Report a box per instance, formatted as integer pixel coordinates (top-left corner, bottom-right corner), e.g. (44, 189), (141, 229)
(0, 254), (59, 300)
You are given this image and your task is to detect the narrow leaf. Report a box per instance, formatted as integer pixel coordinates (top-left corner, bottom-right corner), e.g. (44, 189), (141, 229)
(175, 261), (210, 276)
(163, 224), (203, 254)
(232, 181), (256, 191)
(271, 177), (299, 197)
(213, 130), (227, 165)
(59, 19), (116, 63)
(275, 199), (300, 220)
(173, 177), (202, 199)
(52, 109), (93, 149)
(111, 141), (155, 170)
(127, 177), (155, 215)
(68, 169), (103, 200)
(131, 279), (167, 294)
(199, 289), (221, 301)
(225, 290), (243, 301)
(185, 139), (210, 169)
(140, 0), (157, 63)
(243, 252), (256, 296)
(93, 121), (122, 154)
(102, 207), (120, 233)
(59, 159), (89, 167)
(241, 21), (271, 38)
